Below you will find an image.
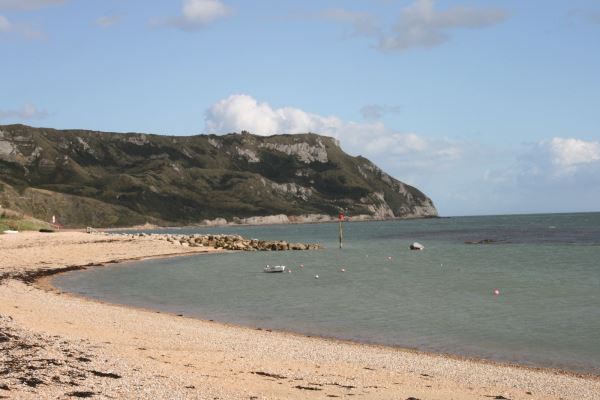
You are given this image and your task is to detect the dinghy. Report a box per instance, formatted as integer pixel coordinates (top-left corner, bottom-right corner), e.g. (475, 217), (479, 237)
(264, 265), (286, 273)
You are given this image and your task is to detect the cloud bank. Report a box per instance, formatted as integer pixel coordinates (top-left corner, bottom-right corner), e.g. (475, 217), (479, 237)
(380, 0), (508, 51)
(318, 0), (509, 52)
(204, 94), (463, 177)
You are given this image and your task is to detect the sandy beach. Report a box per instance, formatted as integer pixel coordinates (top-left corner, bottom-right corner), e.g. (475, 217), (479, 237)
(1, 232), (599, 399)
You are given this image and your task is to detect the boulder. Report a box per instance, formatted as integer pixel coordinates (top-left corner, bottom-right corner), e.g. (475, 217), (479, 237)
(410, 242), (424, 250)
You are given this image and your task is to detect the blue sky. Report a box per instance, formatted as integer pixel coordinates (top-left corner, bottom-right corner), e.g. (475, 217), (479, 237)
(1, 0), (599, 216)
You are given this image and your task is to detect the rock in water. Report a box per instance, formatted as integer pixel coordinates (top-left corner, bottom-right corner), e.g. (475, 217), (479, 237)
(410, 242), (424, 250)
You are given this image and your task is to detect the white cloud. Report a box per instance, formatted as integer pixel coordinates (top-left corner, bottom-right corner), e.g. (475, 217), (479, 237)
(96, 14), (121, 28)
(205, 94), (343, 136)
(153, 0), (232, 31)
(547, 138), (600, 167)
(477, 138), (600, 215)
(183, 0), (230, 25)
(204, 94), (461, 172)
(0, 102), (47, 120)
(364, 132), (427, 154)
(379, 0), (508, 51)
(487, 138), (600, 184)
(317, 0), (508, 52)
(0, 0), (66, 12)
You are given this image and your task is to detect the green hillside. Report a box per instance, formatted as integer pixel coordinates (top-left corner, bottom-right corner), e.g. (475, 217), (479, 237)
(0, 124), (437, 227)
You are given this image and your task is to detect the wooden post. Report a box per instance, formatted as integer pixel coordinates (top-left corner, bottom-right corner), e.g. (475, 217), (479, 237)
(338, 212), (344, 249)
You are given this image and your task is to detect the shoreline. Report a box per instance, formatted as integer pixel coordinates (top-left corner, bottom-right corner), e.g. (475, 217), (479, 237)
(44, 210), (600, 233)
(94, 213), (440, 232)
(45, 267), (599, 381)
(1, 231), (599, 399)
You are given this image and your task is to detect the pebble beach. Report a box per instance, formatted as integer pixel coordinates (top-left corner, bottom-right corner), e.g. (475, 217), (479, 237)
(1, 231), (599, 399)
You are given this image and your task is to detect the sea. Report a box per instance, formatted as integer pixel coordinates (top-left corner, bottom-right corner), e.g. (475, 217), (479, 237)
(53, 213), (600, 374)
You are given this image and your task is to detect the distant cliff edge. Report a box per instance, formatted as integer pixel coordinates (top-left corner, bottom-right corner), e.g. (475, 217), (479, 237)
(0, 124), (437, 228)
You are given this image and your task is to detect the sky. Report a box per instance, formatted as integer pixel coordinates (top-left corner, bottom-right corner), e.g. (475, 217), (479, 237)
(1, 0), (599, 216)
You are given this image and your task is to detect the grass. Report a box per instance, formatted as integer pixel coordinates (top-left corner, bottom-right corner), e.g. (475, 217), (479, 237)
(0, 208), (53, 233)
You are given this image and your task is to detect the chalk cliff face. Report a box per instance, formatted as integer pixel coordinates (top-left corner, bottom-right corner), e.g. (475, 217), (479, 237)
(0, 124), (437, 227)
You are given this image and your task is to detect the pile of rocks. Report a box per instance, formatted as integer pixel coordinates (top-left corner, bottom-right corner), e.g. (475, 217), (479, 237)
(117, 233), (322, 251)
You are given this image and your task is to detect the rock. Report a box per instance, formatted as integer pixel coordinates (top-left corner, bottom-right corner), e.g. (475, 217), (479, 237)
(133, 232), (320, 252)
(464, 239), (496, 245)
(410, 242), (424, 250)
(276, 241), (289, 251)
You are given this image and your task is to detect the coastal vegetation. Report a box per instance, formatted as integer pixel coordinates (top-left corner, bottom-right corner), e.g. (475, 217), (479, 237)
(0, 124), (437, 228)
(0, 207), (51, 233)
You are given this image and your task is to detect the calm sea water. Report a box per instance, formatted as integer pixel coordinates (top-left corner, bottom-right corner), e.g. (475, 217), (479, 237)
(54, 213), (600, 374)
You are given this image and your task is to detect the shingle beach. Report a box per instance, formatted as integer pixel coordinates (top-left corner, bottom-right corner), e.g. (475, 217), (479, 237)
(1, 232), (598, 399)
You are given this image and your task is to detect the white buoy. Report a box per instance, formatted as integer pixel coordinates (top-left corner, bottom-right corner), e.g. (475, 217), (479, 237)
(315, 275), (319, 279)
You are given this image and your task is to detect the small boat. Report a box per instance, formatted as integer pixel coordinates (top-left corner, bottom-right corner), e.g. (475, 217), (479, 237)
(264, 265), (286, 273)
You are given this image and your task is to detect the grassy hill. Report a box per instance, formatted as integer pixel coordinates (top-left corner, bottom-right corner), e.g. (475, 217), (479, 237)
(0, 124), (437, 227)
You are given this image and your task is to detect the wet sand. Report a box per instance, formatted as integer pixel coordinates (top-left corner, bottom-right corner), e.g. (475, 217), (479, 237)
(1, 231), (599, 399)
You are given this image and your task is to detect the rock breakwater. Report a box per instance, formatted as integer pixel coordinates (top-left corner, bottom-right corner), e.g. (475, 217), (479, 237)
(111, 232), (323, 251)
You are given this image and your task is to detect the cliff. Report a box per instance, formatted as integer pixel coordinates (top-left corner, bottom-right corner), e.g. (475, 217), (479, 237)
(0, 124), (437, 227)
